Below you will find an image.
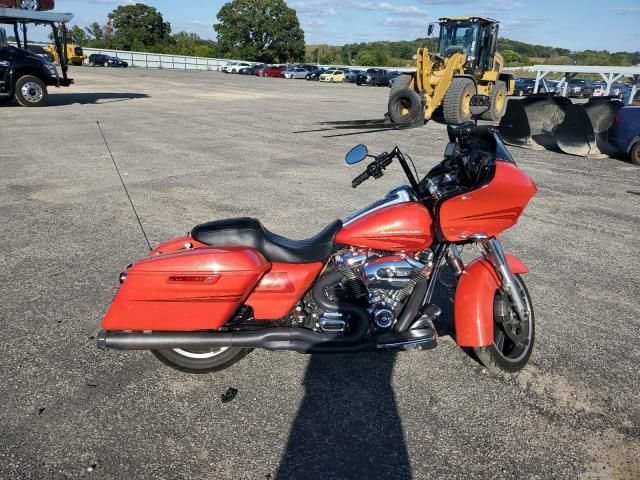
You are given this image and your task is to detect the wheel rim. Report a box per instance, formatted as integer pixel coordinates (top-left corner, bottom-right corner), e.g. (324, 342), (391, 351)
(492, 277), (533, 364)
(632, 145), (640, 164)
(462, 91), (472, 115)
(395, 97), (411, 117)
(173, 347), (229, 359)
(21, 82), (43, 103)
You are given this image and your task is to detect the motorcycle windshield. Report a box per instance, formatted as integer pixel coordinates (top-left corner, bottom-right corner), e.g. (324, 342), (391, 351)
(494, 131), (515, 164)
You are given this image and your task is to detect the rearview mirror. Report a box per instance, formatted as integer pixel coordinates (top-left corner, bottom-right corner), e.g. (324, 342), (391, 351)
(427, 23), (435, 37)
(469, 94), (491, 117)
(345, 144), (368, 165)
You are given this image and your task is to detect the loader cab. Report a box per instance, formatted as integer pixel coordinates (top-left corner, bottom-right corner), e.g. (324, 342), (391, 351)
(438, 17), (499, 77)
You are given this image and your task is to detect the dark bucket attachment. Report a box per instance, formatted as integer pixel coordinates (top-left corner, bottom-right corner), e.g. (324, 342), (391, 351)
(500, 95), (572, 149)
(555, 99), (623, 157)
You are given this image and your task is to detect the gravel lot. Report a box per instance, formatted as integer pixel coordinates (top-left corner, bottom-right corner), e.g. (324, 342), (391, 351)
(1, 67), (639, 480)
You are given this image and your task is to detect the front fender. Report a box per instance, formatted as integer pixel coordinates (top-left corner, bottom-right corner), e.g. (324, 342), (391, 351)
(454, 254), (528, 347)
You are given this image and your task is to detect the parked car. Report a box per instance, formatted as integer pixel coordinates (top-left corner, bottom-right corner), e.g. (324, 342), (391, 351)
(592, 84), (606, 97)
(0, 0), (54, 10)
(305, 67), (325, 81)
(345, 69), (362, 83)
(223, 62), (251, 73)
(239, 64), (264, 75)
(284, 67), (308, 79)
(88, 54), (128, 67)
(564, 78), (594, 98)
(256, 65), (284, 77)
(513, 78), (553, 96)
(610, 82), (626, 99)
(25, 44), (53, 62)
(356, 68), (389, 86)
(608, 106), (640, 165)
(319, 69), (345, 83)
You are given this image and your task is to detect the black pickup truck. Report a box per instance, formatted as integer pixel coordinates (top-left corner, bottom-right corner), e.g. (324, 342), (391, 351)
(0, 26), (72, 107)
(355, 68), (389, 86)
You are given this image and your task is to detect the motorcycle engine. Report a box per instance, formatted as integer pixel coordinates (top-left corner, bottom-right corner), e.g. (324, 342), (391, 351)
(334, 249), (433, 330)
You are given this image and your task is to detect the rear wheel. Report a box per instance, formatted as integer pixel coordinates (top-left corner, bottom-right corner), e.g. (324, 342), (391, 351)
(473, 274), (535, 374)
(153, 346), (252, 373)
(443, 77), (476, 124)
(481, 80), (508, 121)
(629, 142), (640, 166)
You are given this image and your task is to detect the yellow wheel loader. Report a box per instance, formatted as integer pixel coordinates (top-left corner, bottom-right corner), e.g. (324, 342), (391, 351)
(388, 17), (514, 125)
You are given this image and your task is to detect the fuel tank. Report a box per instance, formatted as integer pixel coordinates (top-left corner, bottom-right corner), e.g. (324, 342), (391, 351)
(438, 161), (537, 241)
(335, 202), (434, 252)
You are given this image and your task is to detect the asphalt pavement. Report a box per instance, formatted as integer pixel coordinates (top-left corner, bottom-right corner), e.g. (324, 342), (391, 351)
(1, 67), (639, 480)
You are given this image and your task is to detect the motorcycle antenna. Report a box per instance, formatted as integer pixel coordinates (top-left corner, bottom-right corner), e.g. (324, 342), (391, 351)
(97, 121), (152, 252)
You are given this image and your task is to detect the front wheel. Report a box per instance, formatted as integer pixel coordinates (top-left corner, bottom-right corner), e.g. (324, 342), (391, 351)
(153, 346), (252, 373)
(14, 75), (48, 107)
(473, 274), (535, 374)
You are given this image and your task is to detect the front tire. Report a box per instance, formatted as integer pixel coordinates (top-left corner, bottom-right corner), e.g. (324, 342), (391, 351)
(443, 77), (476, 125)
(14, 75), (48, 107)
(153, 346), (252, 374)
(473, 274), (534, 374)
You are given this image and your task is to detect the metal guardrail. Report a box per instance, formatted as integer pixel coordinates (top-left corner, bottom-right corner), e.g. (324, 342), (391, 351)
(82, 48), (232, 71)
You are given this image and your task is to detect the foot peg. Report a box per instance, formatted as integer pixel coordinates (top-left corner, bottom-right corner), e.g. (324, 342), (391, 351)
(375, 326), (437, 350)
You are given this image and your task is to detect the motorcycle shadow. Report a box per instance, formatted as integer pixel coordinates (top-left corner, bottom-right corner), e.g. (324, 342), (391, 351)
(275, 269), (458, 479)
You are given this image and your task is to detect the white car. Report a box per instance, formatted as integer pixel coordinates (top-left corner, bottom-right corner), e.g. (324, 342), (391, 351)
(223, 62), (250, 73)
(284, 67), (309, 79)
(592, 84), (606, 96)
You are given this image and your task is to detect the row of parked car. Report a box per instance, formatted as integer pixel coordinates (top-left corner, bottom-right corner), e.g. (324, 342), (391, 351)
(221, 62), (406, 87)
(515, 77), (638, 99)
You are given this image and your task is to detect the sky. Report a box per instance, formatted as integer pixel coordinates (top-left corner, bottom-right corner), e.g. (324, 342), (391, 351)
(52, 0), (640, 52)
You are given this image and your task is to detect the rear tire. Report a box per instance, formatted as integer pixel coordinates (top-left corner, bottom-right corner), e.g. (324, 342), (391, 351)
(153, 346), (252, 374)
(388, 88), (423, 124)
(629, 142), (640, 166)
(481, 80), (508, 121)
(443, 77), (476, 125)
(473, 274), (535, 374)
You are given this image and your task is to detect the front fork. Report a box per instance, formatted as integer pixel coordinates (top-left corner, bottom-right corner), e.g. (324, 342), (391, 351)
(447, 238), (531, 323)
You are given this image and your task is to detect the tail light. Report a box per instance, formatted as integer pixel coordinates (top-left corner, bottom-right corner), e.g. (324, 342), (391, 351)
(613, 114), (621, 125)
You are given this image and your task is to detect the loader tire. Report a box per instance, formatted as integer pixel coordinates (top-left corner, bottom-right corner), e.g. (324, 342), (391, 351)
(388, 88), (423, 124)
(443, 77), (476, 125)
(481, 81), (508, 121)
(390, 74), (412, 97)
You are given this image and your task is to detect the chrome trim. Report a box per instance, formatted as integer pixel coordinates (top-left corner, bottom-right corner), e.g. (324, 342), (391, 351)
(478, 238), (530, 323)
(343, 186), (416, 226)
(363, 258), (420, 289)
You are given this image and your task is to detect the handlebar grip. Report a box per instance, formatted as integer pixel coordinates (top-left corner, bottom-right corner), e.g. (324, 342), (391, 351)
(352, 171), (369, 188)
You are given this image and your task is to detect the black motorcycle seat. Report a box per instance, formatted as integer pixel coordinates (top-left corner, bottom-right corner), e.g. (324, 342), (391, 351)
(191, 217), (343, 264)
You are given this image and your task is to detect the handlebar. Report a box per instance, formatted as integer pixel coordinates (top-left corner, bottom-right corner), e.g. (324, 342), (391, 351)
(351, 152), (393, 188)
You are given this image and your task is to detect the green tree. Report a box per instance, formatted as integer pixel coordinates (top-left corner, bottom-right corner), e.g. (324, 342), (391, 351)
(108, 3), (171, 51)
(85, 22), (104, 41)
(67, 25), (88, 45)
(215, 0), (305, 63)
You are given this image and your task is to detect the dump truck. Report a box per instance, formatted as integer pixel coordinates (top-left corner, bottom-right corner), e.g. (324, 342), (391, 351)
(388, 16), (514, 125)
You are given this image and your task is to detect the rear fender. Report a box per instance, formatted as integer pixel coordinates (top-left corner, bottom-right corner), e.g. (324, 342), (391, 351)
(454, 254), (528, 347)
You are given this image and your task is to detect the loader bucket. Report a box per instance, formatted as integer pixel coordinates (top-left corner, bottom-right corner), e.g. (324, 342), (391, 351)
(555, 99), (622, 157)
(500, 95), (572, 149)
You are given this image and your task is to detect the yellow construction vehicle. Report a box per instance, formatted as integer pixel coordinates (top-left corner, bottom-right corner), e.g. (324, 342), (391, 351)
(388, 17), (514, 125)
(47, 42), (85, 66)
